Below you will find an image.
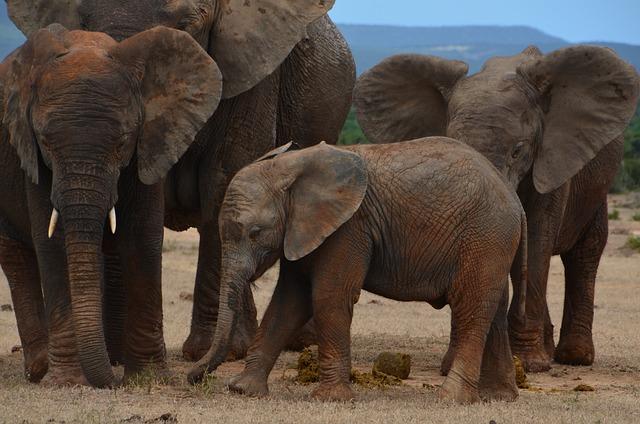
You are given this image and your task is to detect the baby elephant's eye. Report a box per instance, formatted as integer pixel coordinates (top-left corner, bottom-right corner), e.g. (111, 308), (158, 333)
(248, 226), (262, 240)
(512, 142), (525, 159)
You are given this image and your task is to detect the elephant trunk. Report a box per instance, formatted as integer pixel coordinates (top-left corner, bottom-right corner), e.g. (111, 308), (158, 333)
(188, 251), (251, 384)
(57, 169), (116, 388)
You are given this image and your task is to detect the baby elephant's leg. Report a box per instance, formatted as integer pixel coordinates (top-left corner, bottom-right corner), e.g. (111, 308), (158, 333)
(229, 266), (312, 397)
(439, 266), (502, 404)
(310, 254), (368, 402)
(478, 283), (519, 402)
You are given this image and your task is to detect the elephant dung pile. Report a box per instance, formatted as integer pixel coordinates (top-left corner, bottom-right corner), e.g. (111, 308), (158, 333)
(294, 348), (406, 388)
(513, 356), (529, 389)
(372, 352), (411, 379)
(295, 348), (321, 383)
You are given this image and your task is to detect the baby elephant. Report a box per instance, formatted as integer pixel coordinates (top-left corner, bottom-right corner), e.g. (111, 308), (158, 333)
(189, 138), (527, 403)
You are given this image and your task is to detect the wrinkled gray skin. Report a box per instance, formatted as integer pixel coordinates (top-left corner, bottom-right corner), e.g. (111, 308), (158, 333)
(188, 140), (527, 404)
(0, 25), (222, 386)
(354, 46), (640, 372)
(7, 0), (355, 364)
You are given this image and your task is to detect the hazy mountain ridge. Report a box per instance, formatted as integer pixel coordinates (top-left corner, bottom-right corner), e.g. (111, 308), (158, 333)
(0, 11), (638, 75)
(337, 24), (640, 74)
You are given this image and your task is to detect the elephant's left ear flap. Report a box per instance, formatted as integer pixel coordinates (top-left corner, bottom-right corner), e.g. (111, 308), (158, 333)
(518, 46), (640, 194)
(284, 144), (368, 261)
(111, 27), (223, 185)
(210, 0), (335, 99)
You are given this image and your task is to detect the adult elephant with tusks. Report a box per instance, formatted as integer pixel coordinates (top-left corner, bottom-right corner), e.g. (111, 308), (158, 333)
(0, 24), (221, 387)
(354, 46), (640, 372)
(7, 0), (355, 362)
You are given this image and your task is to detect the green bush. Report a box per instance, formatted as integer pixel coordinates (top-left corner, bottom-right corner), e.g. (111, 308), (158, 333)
(632, 213), (640, 222)
(338, 109), (368, 146)
(627, 235), (640, 252)
(608, 209), (620, 220)
(612, 108), (640, 193)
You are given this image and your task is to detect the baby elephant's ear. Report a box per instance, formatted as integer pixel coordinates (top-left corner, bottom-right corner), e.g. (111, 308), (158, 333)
(284, 143), (368, 261)
(111, 27), (223, 185)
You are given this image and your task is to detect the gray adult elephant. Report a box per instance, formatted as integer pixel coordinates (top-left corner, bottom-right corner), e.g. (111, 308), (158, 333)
(0, 25), (221, 386)
(7, 0), (356, 361)
(354, 46), (640, 372)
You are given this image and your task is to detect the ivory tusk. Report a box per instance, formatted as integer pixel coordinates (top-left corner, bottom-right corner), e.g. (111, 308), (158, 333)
(48, 209), (59, 239)
(109, 207), (116, 234)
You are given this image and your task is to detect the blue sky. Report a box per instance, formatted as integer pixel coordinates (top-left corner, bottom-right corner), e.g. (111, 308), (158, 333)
(329, 0), (640, 44)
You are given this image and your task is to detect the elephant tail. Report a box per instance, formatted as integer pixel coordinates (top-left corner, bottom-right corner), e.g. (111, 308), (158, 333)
(514, 211), (528, 320)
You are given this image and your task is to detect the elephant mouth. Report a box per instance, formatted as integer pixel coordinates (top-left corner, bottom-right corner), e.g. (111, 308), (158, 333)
(47, 207), (118, 238)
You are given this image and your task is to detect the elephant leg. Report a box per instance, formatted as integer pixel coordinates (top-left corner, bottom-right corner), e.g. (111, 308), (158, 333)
(117, 181), (167, 381)
(184, 72), (279, 361)
(103, 252), (126, 366)
(509, 186), (566, 373)
(228, 264), (312, 397)
(0, 235), (48, 382)
(182, 220), (257, 362)
(478, 284), (519, 402)
(543, 303), (555, 359)
(555, 202), (607, 366)
(274, 17), (355, 352)
(440, 313), (458, 376)
(439, 275), (500, 404)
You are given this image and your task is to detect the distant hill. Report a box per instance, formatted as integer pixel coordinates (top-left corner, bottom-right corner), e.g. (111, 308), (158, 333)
(1, 11), (638, 75)
(337, 24), (640, 74)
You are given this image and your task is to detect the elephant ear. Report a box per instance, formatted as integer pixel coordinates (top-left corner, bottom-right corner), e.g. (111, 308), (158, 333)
(2, 25), (69, 184)
(211, 0), (335, 99)
(284, 143), (368, 261)
(7, 0), (82, 37)
(111, 26), (223, 185)
(354, 54), (468, 144)
(518, 46), (640, 194)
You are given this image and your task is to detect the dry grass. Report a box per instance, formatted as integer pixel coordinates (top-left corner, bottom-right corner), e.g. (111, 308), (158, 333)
(1, 195), (639, 423)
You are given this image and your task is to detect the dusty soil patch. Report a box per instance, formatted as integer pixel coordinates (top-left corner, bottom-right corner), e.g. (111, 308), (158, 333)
(1, 194), (639, 423)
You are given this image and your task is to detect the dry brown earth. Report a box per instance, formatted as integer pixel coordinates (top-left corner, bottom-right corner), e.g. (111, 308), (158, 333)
(0, 194), (639, 423)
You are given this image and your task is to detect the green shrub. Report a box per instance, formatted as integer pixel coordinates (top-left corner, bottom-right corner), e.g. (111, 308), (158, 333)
(338, 109), (369, 145)
(608, 209), (620, 220)
(627, 235), (640, 252)
(632, 213), (640, 222)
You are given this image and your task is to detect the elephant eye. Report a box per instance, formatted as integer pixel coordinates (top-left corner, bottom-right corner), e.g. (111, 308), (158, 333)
(512, 142), (525, 159)
(248, 226), (262, 240)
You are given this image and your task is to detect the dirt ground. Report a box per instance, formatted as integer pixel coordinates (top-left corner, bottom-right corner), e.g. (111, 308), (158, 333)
(1, 194), (639, 423)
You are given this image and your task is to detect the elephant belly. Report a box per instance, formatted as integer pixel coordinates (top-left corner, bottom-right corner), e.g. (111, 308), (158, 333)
(362, 253), (457, 304)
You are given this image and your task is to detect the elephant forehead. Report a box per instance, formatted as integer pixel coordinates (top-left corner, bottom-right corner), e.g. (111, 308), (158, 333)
(64, 30), (117, 50)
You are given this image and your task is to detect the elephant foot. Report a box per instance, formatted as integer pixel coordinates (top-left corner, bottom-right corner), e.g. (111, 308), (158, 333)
(23, 344), (48, 383)
(182, 329), (212, 362)
(41, 364), (89, 387)
(227, 371), (269, 397)
(438, 371), (481, 404)
(284, 321), (317, 352)
(311, 382), (355, 402)
(479, 380), (519, 402)
(511, 346), (551, 373)
(183, 326), (253, 362)
(554, 335), (594, 366)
